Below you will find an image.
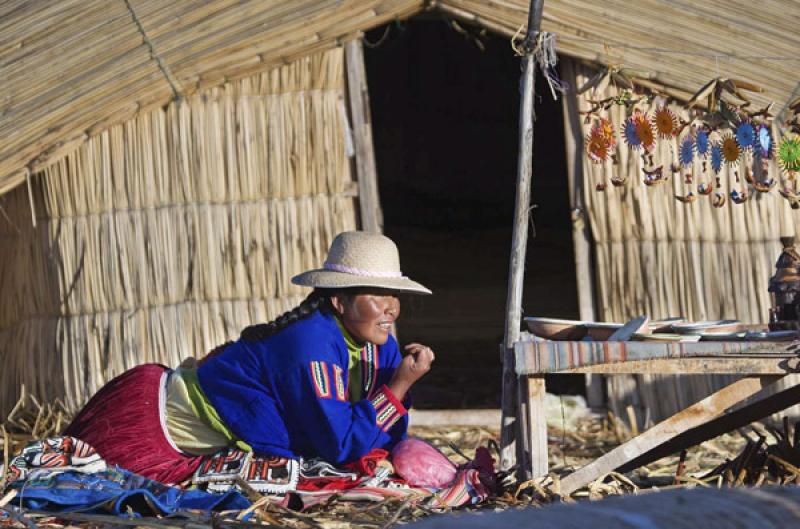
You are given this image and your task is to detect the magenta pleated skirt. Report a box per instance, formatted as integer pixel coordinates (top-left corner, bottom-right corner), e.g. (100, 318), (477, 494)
(64, 364), (204, 485)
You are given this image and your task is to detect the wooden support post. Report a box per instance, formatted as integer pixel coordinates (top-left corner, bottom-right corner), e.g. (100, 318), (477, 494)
(500, 0), (545, 475)
(559, 375), (784, 496)
(560, 58), (602, 408)
(345, 37), (383, 233)
(524, 375), (548, 480)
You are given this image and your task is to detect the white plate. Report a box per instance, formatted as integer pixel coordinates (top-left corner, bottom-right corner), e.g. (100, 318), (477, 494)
(671, 320), (743, 335)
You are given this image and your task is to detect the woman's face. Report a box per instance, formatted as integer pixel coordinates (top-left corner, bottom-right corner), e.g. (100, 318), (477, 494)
(331, 289), (401, 345)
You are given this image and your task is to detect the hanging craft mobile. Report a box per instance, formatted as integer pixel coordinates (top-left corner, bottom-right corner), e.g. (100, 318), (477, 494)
(710, 143), (724, 174)
(653, 107), (679, 138)
(779, 134), (800, 174)
(735, 122), (755, 151)
(578, 71), (800, 207)
(697, 182), (714, 195)
(635, 114), (656, 152)
(586, 132), (610, 164)
(755, 124), (772, 159)
(731, 188), (748, 204)
(696, 128), (710, 158)
(721, 135), (741, 167)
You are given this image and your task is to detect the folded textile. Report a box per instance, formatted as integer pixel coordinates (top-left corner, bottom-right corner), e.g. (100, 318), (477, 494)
(3, 436), (105, 483)
(7, 467), (249, 516)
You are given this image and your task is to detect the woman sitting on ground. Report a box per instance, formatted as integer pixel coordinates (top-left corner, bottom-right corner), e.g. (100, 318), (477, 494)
(65, 231), (435, 484)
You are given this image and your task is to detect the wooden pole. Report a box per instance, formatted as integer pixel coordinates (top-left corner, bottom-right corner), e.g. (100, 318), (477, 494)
(500, 0), (545, 474)
(560, 58), (603, 408)
(345, 37), (383, 234)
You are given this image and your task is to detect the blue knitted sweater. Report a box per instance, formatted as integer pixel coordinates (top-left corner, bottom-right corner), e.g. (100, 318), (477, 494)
(196, 309), (408, 465)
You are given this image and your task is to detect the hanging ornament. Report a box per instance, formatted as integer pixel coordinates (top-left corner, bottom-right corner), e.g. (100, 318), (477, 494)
(610, 175), (627, 187)
(675, 192), (697, 203)
(710, 143), (724, 173)
(735, 121), (755, 151)
(696, 128), (710, 157)
(697, 182), (714, 195)
(721, 135), (741, 166)
(712, 192), (726, 208)
(652, 107), (679, 138)
(643, 165), (666, 185)
(635, 114), (656, 151)
(586, 131), (610, 163)
(596, 182), (607, 191)
(679, 136), (695, 168)
(591, 117), (617, 150)
(622, 116), (642, 149)
(730, 189), (748, 204)
(778, 134), (800, 173)
(755, 124), (772, 159)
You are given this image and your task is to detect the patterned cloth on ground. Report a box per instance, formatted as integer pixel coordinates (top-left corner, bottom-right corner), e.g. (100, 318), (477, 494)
(1, 437), (248, 516)
(193, 448), (300, 494)
(3, 436), (495, 517)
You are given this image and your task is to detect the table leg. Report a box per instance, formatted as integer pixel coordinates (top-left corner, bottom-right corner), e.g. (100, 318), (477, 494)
(520, 374), (548, 481)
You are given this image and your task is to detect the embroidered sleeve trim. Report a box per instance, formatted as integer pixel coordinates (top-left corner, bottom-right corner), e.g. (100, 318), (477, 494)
(310, 361), (331, 399)
(332, 364), (347, 402)
(369, 385), (407, 432)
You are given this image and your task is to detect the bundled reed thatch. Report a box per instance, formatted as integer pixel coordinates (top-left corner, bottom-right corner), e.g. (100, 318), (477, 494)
(562, 61), (800, 425)
(0, 47), (356, 415)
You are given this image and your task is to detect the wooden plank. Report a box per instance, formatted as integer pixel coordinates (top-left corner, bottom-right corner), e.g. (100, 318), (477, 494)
(345, 37), (382, 233)
(561, 357), (800, 375)
(617, 380), (800, 473)
(408, 409), (500, 427)
(558, 375), (784, 496)
(500, 25), (540, 471)
(514, 339), (798, 375)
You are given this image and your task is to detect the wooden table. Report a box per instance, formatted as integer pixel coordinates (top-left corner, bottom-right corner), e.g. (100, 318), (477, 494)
(513, 336), (800, 494)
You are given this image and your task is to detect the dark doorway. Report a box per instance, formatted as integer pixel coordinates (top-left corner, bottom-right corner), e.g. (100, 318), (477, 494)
(364, 17), (579, 408)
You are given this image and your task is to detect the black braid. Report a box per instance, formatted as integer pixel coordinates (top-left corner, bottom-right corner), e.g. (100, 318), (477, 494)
(240, 289), (334, 342)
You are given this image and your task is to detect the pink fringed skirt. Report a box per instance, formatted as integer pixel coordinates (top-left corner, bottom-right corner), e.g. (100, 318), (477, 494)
(64, 364), (204, 484)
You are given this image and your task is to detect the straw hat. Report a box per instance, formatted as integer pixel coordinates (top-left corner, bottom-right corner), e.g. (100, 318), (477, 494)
(291, 231), (432, 294)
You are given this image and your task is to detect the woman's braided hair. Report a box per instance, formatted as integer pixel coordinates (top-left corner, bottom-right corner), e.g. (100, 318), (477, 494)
(239, 289), (334, 342)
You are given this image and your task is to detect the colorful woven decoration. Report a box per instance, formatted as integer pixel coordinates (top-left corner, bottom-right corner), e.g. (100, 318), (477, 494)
(679, 136), (695, 168)
(755, 124), (772, 159)
(622, 113), (645, 149)
(731, 188), (748, 204)
(697, 182), (713, 195)
(652, 107), (678, 138)
(735, 122), (755, 150)
(593, 117), (617, 149)
(779, 134), (800, 173)
(721, 135), (741, 165)
(635, 114), (656, 151)
(710, 143), (723, 173)
(696, 128), (710, 157)
(585, 131), (610, 163)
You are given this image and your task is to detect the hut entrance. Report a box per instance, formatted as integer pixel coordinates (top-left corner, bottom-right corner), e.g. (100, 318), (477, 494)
(364, 18), (580, 408)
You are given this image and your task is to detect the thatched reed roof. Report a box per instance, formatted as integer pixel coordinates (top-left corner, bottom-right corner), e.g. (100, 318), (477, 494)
(437, 0), (800, 112)
(0, 0), (424, 196)
(1, 0), (798, 196)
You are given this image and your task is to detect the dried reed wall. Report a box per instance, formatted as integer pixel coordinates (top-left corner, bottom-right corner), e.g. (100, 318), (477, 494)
(0, 48), (356, 415)
(565, 61), (800, 424)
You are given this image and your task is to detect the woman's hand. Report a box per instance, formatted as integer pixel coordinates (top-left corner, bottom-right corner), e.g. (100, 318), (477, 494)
(387, 343), (435, 401)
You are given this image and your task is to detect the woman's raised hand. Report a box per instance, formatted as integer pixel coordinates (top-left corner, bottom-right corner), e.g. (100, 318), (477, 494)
(387, 343), (435, 401)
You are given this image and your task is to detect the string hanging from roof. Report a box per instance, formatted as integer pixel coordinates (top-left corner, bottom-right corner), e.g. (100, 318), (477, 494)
(580, 66), (800, 209)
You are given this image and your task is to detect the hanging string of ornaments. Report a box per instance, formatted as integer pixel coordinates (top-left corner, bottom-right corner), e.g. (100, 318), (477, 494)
(581, 67), (800, 208)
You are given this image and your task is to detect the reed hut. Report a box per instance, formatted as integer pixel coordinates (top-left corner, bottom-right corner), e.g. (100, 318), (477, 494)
(1, 0), (799, 420)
